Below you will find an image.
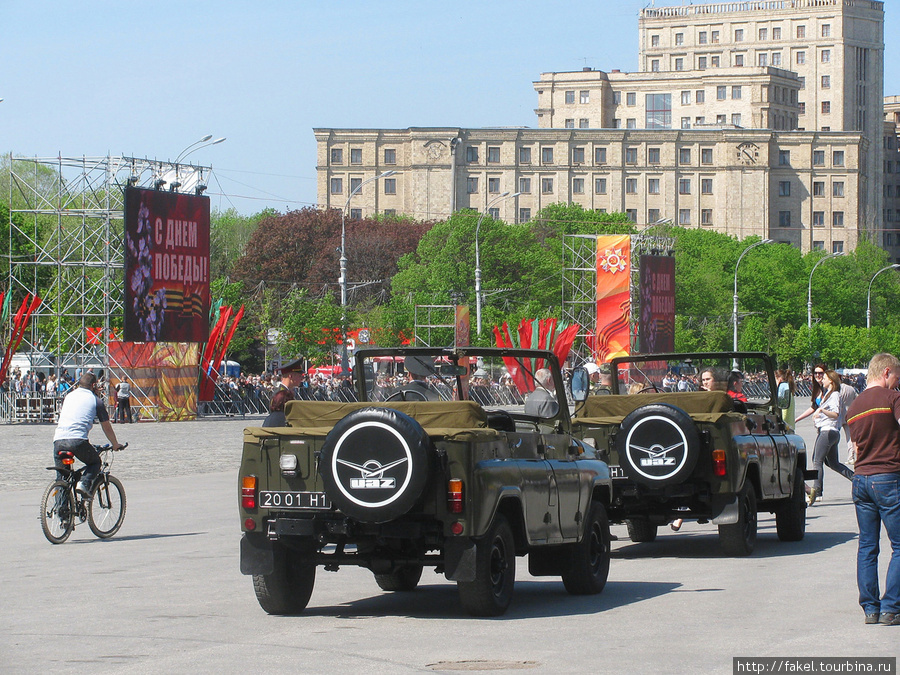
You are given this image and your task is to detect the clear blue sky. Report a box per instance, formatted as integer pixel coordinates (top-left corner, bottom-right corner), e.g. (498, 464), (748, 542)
(2, 1), (898, 216)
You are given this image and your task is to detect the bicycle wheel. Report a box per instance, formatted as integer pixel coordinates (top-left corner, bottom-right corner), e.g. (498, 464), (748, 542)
(40, 480), (75, 544)
(88, 475), (126, 539)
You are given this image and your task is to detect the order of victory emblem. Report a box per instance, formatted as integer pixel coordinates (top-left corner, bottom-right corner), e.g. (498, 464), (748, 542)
(599, 248), (628, 274)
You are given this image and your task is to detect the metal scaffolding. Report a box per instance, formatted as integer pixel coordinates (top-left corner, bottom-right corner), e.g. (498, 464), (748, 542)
(4, 155), (212, 401)
(562, 233), (676, 362)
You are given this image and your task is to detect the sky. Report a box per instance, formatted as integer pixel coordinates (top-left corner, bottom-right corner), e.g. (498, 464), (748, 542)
(2, 1), (899, 216)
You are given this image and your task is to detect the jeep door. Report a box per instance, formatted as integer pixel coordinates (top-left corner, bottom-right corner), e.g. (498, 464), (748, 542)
(505, 430), (556, 544)
(542, 432), (582, 541)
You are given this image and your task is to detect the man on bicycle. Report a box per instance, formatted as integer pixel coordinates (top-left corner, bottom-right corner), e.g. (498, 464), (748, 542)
(53, 372), (124, 498)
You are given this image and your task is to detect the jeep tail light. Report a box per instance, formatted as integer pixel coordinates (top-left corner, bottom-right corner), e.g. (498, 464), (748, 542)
(61, 457), (74, 466)
(712, 450), (727, 477)
(242, 475), (257, 509)
(448, 479), (464, 514)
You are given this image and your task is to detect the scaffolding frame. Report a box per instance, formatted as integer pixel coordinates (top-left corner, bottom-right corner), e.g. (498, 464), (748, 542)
(5, 155), (212, 421)
(562, 233), (676, 363)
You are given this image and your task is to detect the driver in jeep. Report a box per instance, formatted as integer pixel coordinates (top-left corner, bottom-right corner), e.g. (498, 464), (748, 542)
(398, 355), (441, 401)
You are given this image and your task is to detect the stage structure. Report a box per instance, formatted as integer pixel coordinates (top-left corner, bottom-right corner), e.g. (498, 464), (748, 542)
(4, 154), (214, 421)
(562, 233), (676, 364)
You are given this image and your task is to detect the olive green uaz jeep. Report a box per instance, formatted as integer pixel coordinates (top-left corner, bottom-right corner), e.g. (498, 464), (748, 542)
(239, 347), (612, 616)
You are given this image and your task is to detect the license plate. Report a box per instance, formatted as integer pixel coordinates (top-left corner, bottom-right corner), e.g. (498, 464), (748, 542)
(259, 491), (331, 510)
(609, 465), (626, 479)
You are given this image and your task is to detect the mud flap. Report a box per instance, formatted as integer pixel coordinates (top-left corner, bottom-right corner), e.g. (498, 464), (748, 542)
(712, 496), (740, 525)
(444, 538), (476, 582)
(240, 533), (274, 576)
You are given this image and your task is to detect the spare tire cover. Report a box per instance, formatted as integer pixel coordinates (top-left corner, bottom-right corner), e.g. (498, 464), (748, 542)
(319, 407), (433, 523)
(615, 403), (700, 487)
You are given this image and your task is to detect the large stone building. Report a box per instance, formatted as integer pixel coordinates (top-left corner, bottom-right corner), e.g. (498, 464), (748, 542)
(316, 0), (890, 257)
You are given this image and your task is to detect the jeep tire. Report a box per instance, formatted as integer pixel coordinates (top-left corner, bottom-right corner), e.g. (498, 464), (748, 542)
(718, 483), (758, 556)
(562, 502), (611, 595)
(457, 514), (516, 616)
(615, 403), (700, 487)
(374, 564), (423, 592)
(775, 467), (807, 542)
(626, 518), (659, 543)
(252, 543), (316, 615)
(319, 407), (433, 524)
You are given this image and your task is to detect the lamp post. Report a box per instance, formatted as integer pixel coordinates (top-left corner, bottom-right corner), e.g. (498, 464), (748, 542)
(867, 263), (900, 330)
(474, 191), (520, 336)
(733, 239), (773, 354)
(807, 251), (844, 332)
(176, 136), (226, 163)
(340, 170), (397, 373)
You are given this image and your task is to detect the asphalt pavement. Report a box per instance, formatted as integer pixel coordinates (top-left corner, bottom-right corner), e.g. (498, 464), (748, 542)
(0, 415), (896, 674)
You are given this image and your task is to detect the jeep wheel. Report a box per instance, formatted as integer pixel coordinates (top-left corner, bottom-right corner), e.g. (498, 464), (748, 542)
(626, 518), (658, 543)
(252, 544), (316, 615)
(775, 468), (807, 542)
(374, 564), (423, 592)
(615, 404), (700, 487)
(457, 514), (516, 616)
(319, 407), (433, 524)
(562, 502), (611, 595)
(718, 484), (757, 556)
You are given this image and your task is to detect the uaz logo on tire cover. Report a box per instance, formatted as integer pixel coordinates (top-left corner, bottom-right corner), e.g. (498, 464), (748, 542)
(624, 415), (689, 481)
(331, 421), (412, 507)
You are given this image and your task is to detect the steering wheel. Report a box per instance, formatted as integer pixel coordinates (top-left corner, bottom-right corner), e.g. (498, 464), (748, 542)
(384, 390), (408, 402)
(638, 385), (661, 393)
(385, 388), (429, 402)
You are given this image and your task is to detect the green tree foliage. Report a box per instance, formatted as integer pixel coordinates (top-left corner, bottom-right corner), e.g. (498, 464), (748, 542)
(277, 289), (343, 365)
(210, 207), (272, 279)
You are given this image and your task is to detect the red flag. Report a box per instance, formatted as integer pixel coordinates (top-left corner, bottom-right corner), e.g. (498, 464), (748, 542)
(552, 323), (580, 367)
(210, 305), (244, 382)
(1, 295), (40, 384)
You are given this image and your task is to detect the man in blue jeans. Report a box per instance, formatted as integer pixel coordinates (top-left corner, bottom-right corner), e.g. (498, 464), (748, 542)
(846, 353), (900, 625)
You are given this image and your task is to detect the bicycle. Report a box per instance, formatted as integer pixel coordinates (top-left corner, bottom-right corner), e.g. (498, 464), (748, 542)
(40, 443), (128, 544)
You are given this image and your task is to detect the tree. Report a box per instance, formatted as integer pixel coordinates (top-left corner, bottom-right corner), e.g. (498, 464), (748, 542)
(210, 207), (272, 279)
(277, 289), (343, 365)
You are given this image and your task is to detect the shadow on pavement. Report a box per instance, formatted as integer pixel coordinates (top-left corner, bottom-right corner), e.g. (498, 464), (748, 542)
(69, 531), (207, 543)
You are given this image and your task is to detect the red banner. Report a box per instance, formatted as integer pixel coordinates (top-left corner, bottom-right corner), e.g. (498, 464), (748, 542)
(595, 235), (631, 362)
(639, 255), (676, 353)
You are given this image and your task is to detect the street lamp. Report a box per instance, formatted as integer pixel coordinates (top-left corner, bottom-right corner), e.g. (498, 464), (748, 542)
(176, 136), (226, 164)
(867, 263), (900, 330)
(807, 251), (844, 332)
(733, 239), (773, 354)
(339, 170), (397, 373)
(474, 191), (521, 336)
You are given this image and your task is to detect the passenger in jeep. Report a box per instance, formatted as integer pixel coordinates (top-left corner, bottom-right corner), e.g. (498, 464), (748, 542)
(525, 368), (559, 418)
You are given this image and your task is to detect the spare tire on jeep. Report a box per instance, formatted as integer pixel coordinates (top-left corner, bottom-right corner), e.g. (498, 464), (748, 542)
(615, 403), (700, 487)
(319, 407), (433, 524)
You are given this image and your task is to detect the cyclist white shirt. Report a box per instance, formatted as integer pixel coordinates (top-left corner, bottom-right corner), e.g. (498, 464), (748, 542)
(54, 387), (110, 441)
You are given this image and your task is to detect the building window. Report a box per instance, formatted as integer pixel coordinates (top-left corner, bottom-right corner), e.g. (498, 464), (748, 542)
(646, 93), (671, 129)
(648, 208), (661, 223)
(572, 147), (585, 164)
(695, 116), (705, 126)
(833, 150), (845, 166)
(384, 209), (396, 217)
(735, 28), (744, 42)
(779, 181), (791, 197)
(572, 178), (585, 194)
(648, 148), (661, 164)
(813, 181), (825, 196)
(799, 102), (806, 114)
(701, 178), (713, 194)
(797, 25), (806, 39)
(681, 90), (691, 105)
(796, 51), (806, 65)
(675, 32), (684, 45)
(679, 209), (691, 225)
(735, 54), (744, 67)
(488, 208), (500, 219)
(701, 148), (713, 164)
(799, 77), (805, 89)
(682, 117), (691, 129)
(712, 30), (720, 43)
(696, 90), (705, 103)
(626, 147), (638, 164)
(651, 34), (660, 47)
(886, 233), (893, 247)
(519, 177), (531, 193)
(813, 240), (825, 251)
(626, 178), (638, 194)
(350, 177), (362, 193)
(779, 150), (790, 166)
(732, 86), (742, 100)
(383, 178), (396, 194)
(813, 211), (825, 227)
(813, 150), (825, 166)
(651, 60), (660, 72)
(732, 113), (742, 126)
(832, 240), (843, 254)
(350, 148), (362, 165)
(833, 181), (844, 197)
(595, 178), (607, 194)
(698, 56), (707, 70)
(487, 146), (500, 163)
(467, 177), (478, 194)
(717, 114), (727, 125)
(384, 148), (396, 164)
(699, 31), (708, 45)
(679, 178), (691, 194)
(675, 58), (684, 71)
(821, 49), (830, 63)
(626, 118), (637, 129)
(541, 177), (554, 193)
(350, 208), (362, 220)
(579, 118), (590, 128)
(833, 211), (844, 227)
(613, 92), (621, 105)
(626, 209), (638, 222)
(773, 27), (781, 40)
(758, 53), (768, 67)
(466, 146), (479, 163)
(779, 211), (791, 227)
(648, 178), (660, 194)
(565, 119), (575, 129)
(580, 90), (590, 104)
(519, 208), (531, 223)
(488, 177), (501, 193)
(519, 147), (532, 164)
(330, 177), (343, 194)
(679, 148), (691, 164)
(701, 209), (713, 226)
(821, 101), (831, 114)
(717, 86), (727, 100)
(821, 23), (831, 38)
(595, 147), (607, 164)
(821, 75), (830, 89)
(759, 27), (768, 40)
(332, 148), (345, 165)
(542, 147), (554, 163)
(627, 92), (636, 106)
(772, 52), (781, 66)
(565, 90), (575, 104)
(712, 56), (720, 68)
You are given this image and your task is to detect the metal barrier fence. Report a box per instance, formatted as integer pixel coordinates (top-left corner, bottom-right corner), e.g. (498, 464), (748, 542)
(0, 393), (62, 423)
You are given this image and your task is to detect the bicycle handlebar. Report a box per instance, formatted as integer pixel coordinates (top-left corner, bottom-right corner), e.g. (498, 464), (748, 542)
(95, 442), (128, 452)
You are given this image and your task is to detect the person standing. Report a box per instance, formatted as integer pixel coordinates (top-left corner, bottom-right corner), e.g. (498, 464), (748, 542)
(776, 367), (796, 428)
(799, 370), (853, 505)
(838, 377), (859, 465)
(846, 353), (900, 626)
(115, 378), (132, 423)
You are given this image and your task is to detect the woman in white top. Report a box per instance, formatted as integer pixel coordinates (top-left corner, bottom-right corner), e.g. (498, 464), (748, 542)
(805, 370), (854, 505)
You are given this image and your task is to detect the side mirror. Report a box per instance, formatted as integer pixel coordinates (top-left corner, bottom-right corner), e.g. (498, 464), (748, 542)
(776, 386), (791, 409)
(571, 367), (590, 402)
